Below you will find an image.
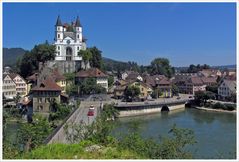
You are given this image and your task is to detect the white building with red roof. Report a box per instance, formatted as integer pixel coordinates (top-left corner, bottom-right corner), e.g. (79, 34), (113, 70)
(76, 68), (108, 91)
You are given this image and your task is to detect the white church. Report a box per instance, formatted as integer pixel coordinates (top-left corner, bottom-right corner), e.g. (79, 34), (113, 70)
(52, 16), (88, 73)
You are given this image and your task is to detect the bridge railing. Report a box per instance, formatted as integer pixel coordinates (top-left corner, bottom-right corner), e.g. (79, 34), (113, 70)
(43, 107), (79, 144)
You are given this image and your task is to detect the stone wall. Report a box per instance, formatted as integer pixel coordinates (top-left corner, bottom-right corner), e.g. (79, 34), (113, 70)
(118, 103), (185, 117)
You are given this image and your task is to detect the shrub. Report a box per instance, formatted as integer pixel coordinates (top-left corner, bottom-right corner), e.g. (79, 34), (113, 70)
(212, 102), (225, 109)
(224, 104), (236, 111)
(204, 102), (211, 108)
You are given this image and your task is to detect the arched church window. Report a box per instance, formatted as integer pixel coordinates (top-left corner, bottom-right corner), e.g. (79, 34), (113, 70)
(77, 34), (79, 39)
(57, 34), (60, 39)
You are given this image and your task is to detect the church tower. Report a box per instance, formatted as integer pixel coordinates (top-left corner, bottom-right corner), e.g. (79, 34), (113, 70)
(75, 16), (82, 43)
(55, 16), (63, 41)
(53, 16), (88, 73)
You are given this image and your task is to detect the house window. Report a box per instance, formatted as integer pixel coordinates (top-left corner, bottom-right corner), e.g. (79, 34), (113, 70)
(77, 46), (79, 50)
(58, 46), (60, 50)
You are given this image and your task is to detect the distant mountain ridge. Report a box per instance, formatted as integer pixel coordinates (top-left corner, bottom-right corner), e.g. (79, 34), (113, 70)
(3, 47), (236, 71)
(2, 47), (134, 72)
(3, 48), (27, 66)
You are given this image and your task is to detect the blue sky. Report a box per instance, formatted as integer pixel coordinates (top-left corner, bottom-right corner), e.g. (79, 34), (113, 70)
(3, 2), (236, 67)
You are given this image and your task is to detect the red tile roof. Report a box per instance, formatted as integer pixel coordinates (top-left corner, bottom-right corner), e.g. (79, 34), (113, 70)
(143, 75), (170, 86)
(31, 77), (61, 91)
(189, 77), (204, 85)
(8, 73), (18, 80)
(8, 73), (26, 83)
(77, 68), (107, 78)
(201, 77), (217, 84)
(156, 78), (171, 85)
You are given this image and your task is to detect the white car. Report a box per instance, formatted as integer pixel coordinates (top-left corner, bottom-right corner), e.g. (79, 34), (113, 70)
(89, 105), (95, 110)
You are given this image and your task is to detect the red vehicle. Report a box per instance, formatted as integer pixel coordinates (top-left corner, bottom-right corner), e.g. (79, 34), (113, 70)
(87, 109), (94, 116)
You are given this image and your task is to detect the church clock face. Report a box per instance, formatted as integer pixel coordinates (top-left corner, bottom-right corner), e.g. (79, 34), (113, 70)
(67, 40), (71, 44)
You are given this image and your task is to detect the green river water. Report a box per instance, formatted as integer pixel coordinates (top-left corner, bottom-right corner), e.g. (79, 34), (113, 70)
(112, 108), (236, 159)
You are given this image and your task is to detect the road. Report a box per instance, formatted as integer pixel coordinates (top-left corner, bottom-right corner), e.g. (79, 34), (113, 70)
(73, 101), (100, 125)
(112, 93), (194, 106)
(47, 100), (103, 144)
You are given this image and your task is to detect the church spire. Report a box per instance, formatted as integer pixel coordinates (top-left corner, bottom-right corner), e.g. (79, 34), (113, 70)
(55, 15), (62, 26)
(75, 16), (81, 27)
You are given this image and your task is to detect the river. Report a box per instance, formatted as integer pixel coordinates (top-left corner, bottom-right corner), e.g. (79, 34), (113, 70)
(112, 108), (236, 159)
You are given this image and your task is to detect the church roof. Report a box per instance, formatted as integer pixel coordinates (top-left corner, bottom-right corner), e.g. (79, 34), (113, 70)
(77, 68), (108, 78)
(64, 32), (75, 40)
(75, 16), (82, 27)
(56, 15), (62, 26)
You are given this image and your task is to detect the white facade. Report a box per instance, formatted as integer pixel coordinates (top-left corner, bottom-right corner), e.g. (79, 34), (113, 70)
(96, 77), (108, 92)
(54, 16), (86, 62)
(121, 72), (128, 80)
(12, 75), (27, 96)
(218, 80), (236, 98)
(3, 75), (16, 99)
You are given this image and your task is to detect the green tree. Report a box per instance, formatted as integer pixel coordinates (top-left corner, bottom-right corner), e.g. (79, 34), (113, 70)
(79, 78), (106, 95)
(172, 84), (179, 96)
(63, 72), (76, 84)
(195, 91), (215, 106)
(150, 58), (174, 78)
(16, 115), (52, 152)
(102, 103), (119, 120)
(157, 124), (196, 159)
(124, 85), (140, 101)
(66, 84), (78, 96)
(187, 64), (210, 73)
(78, 49), (92, 70)
(187, 64), (197, 73)
(17, 43), (56, 78)
(108, 76), (114, 88)
(49, 104), (71, 122)
(206, 85), (218, 94)
(14, 92), (21, 105)
(88, 46), (103, 69)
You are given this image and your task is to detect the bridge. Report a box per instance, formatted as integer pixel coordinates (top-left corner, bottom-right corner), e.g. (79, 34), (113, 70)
(45, 100), (104, 144)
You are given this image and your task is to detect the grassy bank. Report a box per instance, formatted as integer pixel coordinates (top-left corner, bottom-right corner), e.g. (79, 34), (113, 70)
(19, 141), (141, 159)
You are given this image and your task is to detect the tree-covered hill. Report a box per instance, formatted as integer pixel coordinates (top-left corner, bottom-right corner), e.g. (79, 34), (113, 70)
(3, 48), (27, 66)
(3, 47), (135, 73)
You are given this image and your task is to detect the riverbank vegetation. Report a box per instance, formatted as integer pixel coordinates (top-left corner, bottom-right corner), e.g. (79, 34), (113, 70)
(194, 91), (236, 111)
(3, 101), (75, 159)
(19, 104), (197, 159)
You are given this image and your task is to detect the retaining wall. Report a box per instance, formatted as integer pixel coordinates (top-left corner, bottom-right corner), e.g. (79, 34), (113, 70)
(118, 103), (185, 117)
